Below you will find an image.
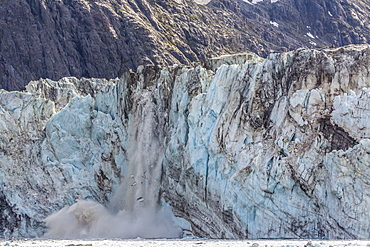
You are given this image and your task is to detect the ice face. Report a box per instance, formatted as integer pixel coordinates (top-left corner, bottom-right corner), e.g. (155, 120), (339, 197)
(1, 46), (370, 239)
(162, 46), (370, 239)
(41, 73), (183, 239)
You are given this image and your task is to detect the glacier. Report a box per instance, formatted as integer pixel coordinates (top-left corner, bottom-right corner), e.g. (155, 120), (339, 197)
(0, 45), (370, 239)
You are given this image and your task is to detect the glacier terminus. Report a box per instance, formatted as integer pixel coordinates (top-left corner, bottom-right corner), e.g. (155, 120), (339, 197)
(0, 45), (370, 239)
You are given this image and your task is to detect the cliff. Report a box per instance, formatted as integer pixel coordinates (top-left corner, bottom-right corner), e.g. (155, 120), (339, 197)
(1, 45), (370, 239)
(1, 0), (370, 90)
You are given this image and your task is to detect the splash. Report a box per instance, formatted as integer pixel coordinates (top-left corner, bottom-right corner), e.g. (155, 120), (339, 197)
(43, 200), (181, 239)
(43, 90), (183, 239)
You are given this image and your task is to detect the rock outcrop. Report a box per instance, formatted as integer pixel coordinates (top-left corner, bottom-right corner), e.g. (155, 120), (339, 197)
(1, 0), (370, 90)
(1, 45), (370, 239)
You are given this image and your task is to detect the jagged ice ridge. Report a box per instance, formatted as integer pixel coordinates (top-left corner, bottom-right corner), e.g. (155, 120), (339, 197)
(0, 45), (370, 239)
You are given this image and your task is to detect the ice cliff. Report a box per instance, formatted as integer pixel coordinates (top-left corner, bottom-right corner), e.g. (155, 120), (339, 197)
(1, 45), (370, 239)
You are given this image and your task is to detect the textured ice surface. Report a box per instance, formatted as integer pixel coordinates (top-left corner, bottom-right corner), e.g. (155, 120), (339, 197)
(1, 45), (370, 239)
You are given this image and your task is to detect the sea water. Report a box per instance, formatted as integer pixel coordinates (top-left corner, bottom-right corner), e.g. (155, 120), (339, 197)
(1, 239), (370, 247)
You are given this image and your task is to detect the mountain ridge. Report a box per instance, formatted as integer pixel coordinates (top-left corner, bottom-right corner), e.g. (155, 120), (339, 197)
(1, 0), (370, 90)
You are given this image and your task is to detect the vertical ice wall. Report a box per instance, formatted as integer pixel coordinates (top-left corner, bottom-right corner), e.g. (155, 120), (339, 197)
(162, 45), (370, 239)
(1, 46), (370, 239)
(40, 69), (184, 238)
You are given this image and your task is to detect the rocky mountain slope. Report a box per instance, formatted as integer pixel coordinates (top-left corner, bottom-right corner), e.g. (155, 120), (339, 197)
(212, 0), (370, 48)
(1, 0), (370, 90)
(1, 45), (370, 239)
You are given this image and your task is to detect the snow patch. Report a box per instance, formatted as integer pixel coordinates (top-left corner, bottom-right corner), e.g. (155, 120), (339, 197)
(243, 0), (279, 4)
(306, 32), (315, 39)
(193, 0), (211, 5)
(270, 21), (279, 27)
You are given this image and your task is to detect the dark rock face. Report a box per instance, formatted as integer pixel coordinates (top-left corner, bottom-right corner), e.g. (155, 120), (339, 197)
(0, 0), (257, 90)
(0, 0), (159, 90)
(210, 0), (370, 49)
(319, 117), (359, 152)
(0, 192), (19, 237)
(1, 0), (370, 90)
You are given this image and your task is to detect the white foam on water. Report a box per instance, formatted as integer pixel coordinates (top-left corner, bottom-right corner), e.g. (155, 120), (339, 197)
(3, 239), (370, 247)
(43, 200), (181, 239)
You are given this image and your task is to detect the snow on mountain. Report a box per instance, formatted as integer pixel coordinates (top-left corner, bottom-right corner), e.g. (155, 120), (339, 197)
(244, 0), (279, 4)
(243, 0), (279, 4)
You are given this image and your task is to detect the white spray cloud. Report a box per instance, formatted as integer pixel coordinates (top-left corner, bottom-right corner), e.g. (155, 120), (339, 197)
(43, 200), (182, 239)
